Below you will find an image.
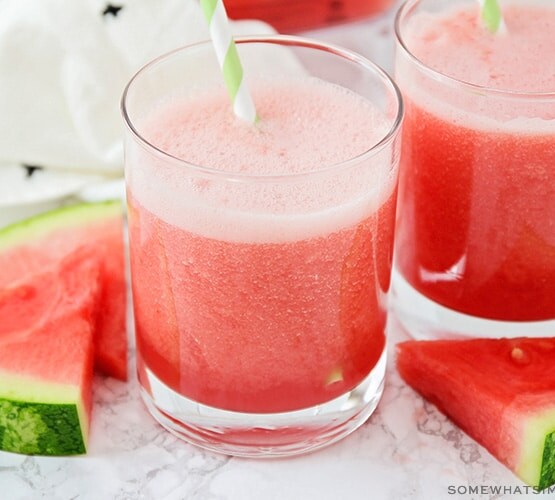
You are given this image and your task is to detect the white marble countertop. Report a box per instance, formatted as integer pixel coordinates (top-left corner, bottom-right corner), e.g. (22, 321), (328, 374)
(0, 9), (537, 500)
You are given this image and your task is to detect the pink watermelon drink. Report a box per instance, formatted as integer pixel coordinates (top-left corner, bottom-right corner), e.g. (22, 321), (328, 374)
(129, 193), (396, 413)
(123, 37), (402, 454)
(129, 80), (397, 413)
(393, 0), (555, 333)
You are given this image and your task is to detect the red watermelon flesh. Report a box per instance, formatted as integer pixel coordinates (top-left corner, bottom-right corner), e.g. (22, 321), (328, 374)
(0, 250), (101, 455)
(0, 201), (127, 380)
(0, 247), (100, 335)
(397, 337), (555, 489)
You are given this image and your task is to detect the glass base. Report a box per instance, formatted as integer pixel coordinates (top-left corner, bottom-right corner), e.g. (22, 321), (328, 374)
(391, 267), (555, 340)
(138, 349), (386, 458)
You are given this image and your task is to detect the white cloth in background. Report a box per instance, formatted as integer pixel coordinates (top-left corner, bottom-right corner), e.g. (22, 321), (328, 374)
(0, 0), (272, 208)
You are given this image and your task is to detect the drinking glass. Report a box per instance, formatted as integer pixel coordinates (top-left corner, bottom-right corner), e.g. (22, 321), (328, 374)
(392, 0), (555, 340)
(122, 35), (402, 456)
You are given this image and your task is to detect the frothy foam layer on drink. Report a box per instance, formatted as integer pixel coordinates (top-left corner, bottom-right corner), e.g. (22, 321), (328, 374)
(130, 77), (397, 243)
(141, 77), (389, 175)
(405, 3), (555, 93)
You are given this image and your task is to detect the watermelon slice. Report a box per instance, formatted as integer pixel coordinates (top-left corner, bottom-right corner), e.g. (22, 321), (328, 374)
(0, 201), (127, 380)
(0, 250), (101, 455)
(397, 337), (555, 490)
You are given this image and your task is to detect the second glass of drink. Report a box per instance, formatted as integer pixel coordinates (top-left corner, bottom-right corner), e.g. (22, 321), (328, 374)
(392, 0), (555, 340)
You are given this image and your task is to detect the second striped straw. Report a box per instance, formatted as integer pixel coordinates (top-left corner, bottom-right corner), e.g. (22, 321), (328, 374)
(479, 0), (506, 33)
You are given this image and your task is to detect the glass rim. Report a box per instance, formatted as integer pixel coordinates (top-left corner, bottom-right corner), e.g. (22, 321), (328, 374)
(121, 34), (404, 182)
(394, 0), (555, 100)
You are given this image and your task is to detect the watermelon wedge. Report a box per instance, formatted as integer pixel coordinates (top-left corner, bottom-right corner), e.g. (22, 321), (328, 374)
(397, 337), (555, 490)
(0, 201), (127, 380)
(0, 250), (101, 455)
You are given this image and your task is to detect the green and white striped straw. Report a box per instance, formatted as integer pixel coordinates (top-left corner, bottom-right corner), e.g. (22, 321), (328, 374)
(479, 0), (506, 33)
(200, 0), (258, 123)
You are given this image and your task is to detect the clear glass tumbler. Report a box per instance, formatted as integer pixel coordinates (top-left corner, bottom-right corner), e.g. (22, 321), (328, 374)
(391, 0), (555, 340)
(122, 35), (402, 457)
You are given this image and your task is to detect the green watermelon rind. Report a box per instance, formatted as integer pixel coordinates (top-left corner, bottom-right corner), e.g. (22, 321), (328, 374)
(0, 200), (122, 252)
(519, 411), (555, 489)
(0, 372), (88, 456)
(0, 399), (85, 456)
(540, 431), (555, 490)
